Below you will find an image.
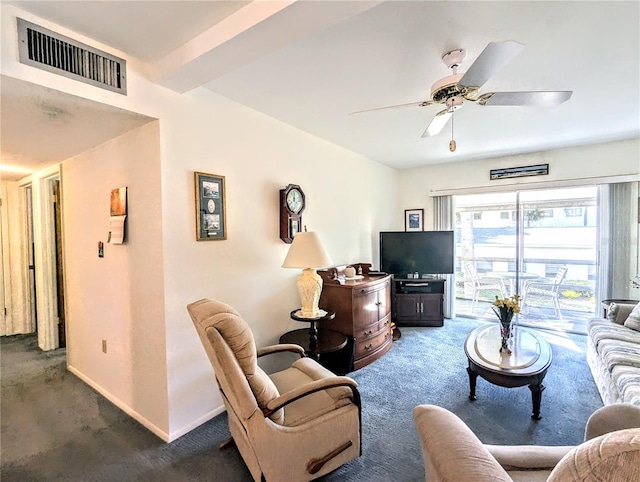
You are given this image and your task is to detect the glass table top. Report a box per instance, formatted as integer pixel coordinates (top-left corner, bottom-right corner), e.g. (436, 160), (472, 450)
(473, 325), (541, 370)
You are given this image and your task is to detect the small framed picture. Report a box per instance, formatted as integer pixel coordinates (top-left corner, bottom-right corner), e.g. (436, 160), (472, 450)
(405, 209), (424, 232)
(195, 172), (227, 241)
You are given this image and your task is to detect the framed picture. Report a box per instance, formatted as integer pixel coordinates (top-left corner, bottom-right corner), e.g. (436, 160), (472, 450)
(195, 171), (227, 241)
(405, 209), (424, 232)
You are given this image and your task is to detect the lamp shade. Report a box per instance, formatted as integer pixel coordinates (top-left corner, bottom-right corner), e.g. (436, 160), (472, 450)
(282, 231), (333, 269)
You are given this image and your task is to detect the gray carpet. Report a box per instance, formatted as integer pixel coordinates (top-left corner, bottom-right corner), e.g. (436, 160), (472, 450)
(1, 318), (603, 481)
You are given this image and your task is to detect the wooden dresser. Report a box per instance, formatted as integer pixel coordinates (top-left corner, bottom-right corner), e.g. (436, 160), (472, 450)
(318, 264), (392, 371)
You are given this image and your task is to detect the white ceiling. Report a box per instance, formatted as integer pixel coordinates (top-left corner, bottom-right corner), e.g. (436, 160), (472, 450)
(2, 1), (639, 181)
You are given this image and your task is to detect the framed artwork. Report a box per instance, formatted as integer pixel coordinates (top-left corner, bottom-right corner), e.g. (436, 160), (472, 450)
(405, 209), (424, 232)
(195, 171), (227, 241)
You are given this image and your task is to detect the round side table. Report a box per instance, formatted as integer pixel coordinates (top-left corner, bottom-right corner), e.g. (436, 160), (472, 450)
(281, 309), (346, 361)
(289, 309), (335, 346)
(279, 328), (347, 361)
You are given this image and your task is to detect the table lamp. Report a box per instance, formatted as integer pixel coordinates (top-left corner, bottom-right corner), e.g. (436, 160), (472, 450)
(282, 230), (333, 318)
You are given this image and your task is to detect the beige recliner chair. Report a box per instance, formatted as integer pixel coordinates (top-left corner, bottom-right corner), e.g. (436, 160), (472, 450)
(187, 299), (361, 482)
(413, 403), (640, 481)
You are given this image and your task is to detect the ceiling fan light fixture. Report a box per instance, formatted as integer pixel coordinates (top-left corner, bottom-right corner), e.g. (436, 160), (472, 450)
(430, 74), (464, 102)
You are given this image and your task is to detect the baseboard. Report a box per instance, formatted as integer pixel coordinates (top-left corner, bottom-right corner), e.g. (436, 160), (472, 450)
(168, 405), (226, 442)
(67, 364), (171, 442)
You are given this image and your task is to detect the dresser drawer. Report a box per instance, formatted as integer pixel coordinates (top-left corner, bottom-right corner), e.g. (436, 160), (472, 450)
(355, 325), (391, 359)
(354, 315), (391, 340)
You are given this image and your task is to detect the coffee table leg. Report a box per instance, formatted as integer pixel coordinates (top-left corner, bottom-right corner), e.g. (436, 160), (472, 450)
(529, 382), (545, 420)
(467, 367), (478, 401)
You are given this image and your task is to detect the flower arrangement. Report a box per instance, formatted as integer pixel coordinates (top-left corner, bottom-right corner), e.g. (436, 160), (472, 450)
(492, 294), (521, 324)
(492, 295), (520, 353)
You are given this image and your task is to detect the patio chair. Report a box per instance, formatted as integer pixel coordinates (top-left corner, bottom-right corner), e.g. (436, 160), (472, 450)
(521, 266), (568, 319)
(464, 264), (507, 313)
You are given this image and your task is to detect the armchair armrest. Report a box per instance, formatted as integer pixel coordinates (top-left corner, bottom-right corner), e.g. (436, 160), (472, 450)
(413, 405), (512, 482)
(263, 377), (360, 417)
(257, 343), (305, 358)
(485, 445), (573, 471)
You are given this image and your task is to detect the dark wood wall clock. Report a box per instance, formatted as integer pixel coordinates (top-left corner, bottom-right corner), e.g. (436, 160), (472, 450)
(279, 184), (305, 243)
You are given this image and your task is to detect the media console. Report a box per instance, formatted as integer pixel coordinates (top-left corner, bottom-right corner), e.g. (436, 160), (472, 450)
(393, 277), (445, 327)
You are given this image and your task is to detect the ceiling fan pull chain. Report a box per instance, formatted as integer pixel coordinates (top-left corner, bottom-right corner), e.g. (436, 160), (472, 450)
(450, 111), (456, 152)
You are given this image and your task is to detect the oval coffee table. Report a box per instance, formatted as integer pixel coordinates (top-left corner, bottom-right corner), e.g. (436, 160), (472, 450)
(464, 324), (552, 420)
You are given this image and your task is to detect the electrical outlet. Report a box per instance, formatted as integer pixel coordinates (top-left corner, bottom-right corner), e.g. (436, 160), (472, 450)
(102, 339), (107, 353)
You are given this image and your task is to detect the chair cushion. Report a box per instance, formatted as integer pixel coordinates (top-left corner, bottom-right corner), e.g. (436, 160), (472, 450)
(624, 303), (640, 332)
(548, 428), (640, 482)
(269, 358), (353, 427)
(209, 309), (284, 424)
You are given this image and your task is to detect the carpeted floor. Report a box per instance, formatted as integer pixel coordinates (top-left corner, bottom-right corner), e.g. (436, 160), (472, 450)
(1, 318), (603, 481)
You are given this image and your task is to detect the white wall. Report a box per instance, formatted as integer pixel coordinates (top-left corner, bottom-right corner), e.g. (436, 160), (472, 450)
(1, 4), (398, 441)
(398, 139), (640, 229)
(62, 122), (168, 437)
(158, 88), (397, 438)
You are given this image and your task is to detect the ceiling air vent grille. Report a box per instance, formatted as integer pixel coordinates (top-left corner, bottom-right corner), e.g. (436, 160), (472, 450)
(17, 18), (127, 95)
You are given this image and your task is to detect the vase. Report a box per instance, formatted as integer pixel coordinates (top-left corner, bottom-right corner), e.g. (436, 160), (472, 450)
(499, 321), (512, 354)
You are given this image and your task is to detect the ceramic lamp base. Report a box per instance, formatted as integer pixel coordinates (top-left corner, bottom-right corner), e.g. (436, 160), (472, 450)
(296, 268), (323, 318)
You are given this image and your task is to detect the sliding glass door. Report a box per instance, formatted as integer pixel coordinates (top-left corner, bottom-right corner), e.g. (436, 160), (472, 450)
(454, 186), (597, 334)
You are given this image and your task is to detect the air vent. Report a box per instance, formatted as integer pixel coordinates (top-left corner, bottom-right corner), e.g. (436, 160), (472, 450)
(17, 18), (127, 95)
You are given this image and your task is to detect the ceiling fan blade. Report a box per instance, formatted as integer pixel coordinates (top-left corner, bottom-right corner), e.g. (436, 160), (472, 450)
(422, 109), (452, 137)
(477, 90), (573, 106)
(350, 100), (435, 115)
(459, 40), (525, 90)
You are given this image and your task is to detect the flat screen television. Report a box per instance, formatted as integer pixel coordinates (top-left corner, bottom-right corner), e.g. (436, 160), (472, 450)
(380, 231), (454, 277)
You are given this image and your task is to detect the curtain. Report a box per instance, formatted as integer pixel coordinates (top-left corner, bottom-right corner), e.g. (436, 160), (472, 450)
(433, 196), (455, 318)
(599, 182), (639, 300)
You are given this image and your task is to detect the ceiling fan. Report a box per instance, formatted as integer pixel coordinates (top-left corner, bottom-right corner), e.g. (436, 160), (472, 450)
(352, 40), (572, 149)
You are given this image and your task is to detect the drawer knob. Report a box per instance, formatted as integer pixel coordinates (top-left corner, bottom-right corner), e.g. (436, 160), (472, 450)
(364, 329), (372, 336)
(365, 344), (372, 351)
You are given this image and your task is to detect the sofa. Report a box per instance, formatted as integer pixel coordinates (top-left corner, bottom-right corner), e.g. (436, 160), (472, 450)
(586, 300), (640, 406)
(413, 403), (640, 481)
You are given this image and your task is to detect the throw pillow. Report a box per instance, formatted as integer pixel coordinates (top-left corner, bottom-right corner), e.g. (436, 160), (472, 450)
(624, 303), (640, 332)
(607, 303), (621, 323)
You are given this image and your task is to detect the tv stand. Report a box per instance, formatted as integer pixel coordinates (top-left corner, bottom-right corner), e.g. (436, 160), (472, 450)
(393, 277), (445, 327)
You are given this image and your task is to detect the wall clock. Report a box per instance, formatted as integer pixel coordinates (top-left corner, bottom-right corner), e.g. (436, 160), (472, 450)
(280, 184), (305, 243)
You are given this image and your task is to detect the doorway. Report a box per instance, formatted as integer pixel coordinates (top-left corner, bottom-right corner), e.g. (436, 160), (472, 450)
(454, 186), (598, 334)
(0, 171), (66, 351)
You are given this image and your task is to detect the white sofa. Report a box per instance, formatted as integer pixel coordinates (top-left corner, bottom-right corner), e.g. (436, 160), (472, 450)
(586, 301), (640, 406)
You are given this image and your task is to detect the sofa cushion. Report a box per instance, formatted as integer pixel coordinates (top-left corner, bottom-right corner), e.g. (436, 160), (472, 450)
(587, 319), (640, 352)
(587, 315), (640, 406)
(624, 303), (640, 332)
(610, 364), (640, 406)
